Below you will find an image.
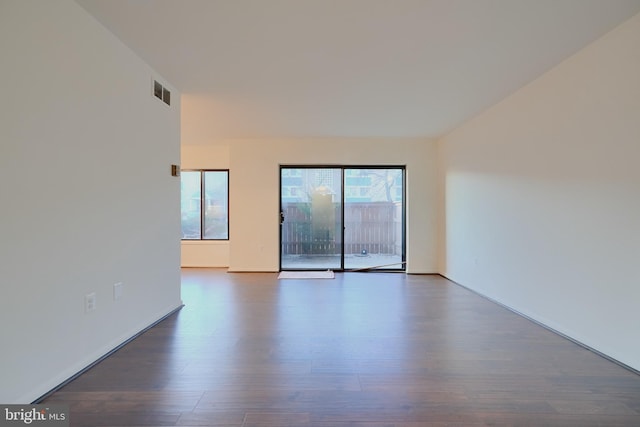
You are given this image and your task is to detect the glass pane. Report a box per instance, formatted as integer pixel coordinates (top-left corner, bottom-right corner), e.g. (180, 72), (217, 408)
(203, 171), (229, 239)
(281, 167), (342, 270)
(180, 171), (201, 239)
(344, 168), (404, 270)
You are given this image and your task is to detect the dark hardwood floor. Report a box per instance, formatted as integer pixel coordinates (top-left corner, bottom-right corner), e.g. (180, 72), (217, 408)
(44, 269), (640, 426)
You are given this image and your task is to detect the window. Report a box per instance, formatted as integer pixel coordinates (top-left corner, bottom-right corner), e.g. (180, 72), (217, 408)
(181, 170), (229, 240)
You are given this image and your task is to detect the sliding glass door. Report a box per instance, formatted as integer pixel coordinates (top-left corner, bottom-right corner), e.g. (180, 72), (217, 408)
(280, 166), (405, 271)
(280, 167), (343, 270)
(343, 168), (404, 270)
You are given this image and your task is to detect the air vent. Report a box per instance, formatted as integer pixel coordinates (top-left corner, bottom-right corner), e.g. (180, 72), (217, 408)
(162, 87), (170, 105)
(153, 79), (171, 106)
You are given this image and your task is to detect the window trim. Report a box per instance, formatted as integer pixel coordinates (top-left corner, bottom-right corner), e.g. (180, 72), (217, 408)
(181, 169), (229, 241)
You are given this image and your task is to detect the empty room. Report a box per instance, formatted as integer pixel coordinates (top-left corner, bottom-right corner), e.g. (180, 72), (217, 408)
(1, 0), (639, 425)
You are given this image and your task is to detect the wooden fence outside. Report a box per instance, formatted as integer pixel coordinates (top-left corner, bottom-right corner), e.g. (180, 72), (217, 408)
(281, 202), (401, 255)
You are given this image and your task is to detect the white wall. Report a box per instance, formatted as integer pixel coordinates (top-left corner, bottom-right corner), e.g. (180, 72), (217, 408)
(226, 138), (439, 273)
(439, 13), (640, 369)
(0, 0), (182, 402)
(180, 145), (230, 267)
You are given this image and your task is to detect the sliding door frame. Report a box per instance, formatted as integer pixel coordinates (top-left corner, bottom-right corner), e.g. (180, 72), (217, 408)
(279, 165), (406, 272)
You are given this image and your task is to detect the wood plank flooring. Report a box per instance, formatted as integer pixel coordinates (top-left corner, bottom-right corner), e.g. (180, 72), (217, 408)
(43, 269), (640, 426)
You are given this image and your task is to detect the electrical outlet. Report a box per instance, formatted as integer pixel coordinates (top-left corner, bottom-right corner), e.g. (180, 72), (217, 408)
(85, 292), (96, 313)
(113, 282), (123, 301)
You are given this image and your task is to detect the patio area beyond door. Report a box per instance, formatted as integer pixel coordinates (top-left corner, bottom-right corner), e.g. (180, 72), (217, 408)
(280, 166), (405, 271)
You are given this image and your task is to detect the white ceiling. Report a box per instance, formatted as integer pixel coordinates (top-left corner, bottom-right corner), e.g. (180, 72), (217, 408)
(76, 0), (640, 141)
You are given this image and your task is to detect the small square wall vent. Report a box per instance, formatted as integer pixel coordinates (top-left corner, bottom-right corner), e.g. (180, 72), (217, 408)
(153, 79), (170, 106)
